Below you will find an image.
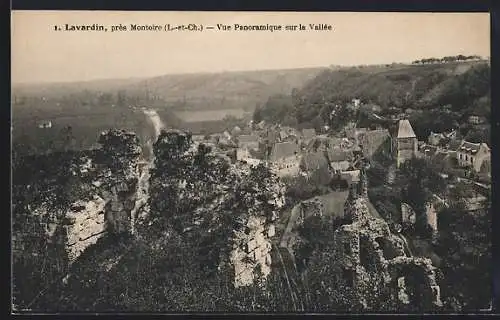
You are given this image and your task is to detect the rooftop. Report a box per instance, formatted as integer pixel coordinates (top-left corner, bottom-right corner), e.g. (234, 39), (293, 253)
(397, 119), (416, 139)
(270, 142), (298, 161)
(300, 152), (329, 171)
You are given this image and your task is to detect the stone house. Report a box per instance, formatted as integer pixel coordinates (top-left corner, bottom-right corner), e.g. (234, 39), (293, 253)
(299, 151), (331, 184)
(456, 141), (490, 173)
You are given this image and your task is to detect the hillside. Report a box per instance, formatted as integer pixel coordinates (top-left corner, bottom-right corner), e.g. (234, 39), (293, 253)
(12, 67), (325, 155)
(13, 67), (326, 111)
(255, 60), (490, 140)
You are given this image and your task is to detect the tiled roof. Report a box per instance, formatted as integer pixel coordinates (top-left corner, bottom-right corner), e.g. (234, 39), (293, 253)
(300, 152), (328, 171)
(397, 120), (416, 138)
(459, 141), (481, 154)
(270, 142), (298, 161)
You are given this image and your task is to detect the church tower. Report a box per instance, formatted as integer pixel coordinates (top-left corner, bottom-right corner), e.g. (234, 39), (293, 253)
(395, 119), (417, 168)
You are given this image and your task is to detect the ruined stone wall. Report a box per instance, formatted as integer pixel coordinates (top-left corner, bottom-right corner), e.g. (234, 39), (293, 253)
(330, 169), (443, 311)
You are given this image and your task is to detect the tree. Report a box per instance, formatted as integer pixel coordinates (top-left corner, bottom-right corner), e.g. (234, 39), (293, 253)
(395, 158), (445, 235)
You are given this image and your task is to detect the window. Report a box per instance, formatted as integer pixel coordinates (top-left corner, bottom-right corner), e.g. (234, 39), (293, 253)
(471, 157), (474, 164)
(459, 154), (462, 160)
(465, 155), (468, 161)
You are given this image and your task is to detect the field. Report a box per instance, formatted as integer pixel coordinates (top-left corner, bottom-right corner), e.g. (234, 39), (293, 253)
(174, 108), (251, 122)
(12, 104), (156, 156)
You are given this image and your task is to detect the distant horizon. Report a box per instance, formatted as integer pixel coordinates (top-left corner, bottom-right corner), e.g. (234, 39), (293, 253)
(12, 11), (490, 84)
(11, 56), (490, 87)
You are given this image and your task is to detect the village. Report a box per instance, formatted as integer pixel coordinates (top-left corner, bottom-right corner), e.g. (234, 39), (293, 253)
(182, 97), (491, 299)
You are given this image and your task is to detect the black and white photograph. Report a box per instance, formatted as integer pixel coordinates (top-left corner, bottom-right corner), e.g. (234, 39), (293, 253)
(11, 11), (492, 313)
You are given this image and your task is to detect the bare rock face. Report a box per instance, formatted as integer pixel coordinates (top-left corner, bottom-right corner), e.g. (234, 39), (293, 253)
(229, 162), (285, 288)
(231, 215), (274, 288)
(64, 197), (106, 262)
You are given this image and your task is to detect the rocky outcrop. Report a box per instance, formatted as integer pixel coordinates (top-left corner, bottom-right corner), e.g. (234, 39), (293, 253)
(59, 129), (142, 263)
(97, 129), (142, 234)
(231, 215), (274, 288)
(230, 163), (285, 288)
(64, 197), (106, 262)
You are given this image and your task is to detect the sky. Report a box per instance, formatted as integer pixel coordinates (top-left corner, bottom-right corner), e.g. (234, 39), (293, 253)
(11, 11), (490, 84)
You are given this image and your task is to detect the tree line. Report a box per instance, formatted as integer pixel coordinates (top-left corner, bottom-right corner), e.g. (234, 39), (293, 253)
(412, 55), (482, 65)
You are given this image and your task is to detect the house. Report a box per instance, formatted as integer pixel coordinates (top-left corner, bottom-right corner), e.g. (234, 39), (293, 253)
(468, 115), (486, 125)
(308, 136), (344, 152)
(269, 141), (299, 163)
(37, 120), (52, 129)
(299, 152), (329, 176)
(393, 119), (418, 168)
(456, 141), (490, 173)
(358, 129), (391, 159)
(326, 150), (352, 173)
(428, 132), (445, 146)
(269, 142), (300, 177)
(301, 128), (316, 141)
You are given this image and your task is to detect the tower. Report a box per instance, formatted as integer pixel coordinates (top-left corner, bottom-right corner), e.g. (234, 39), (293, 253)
(395, 119), (417, 168)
